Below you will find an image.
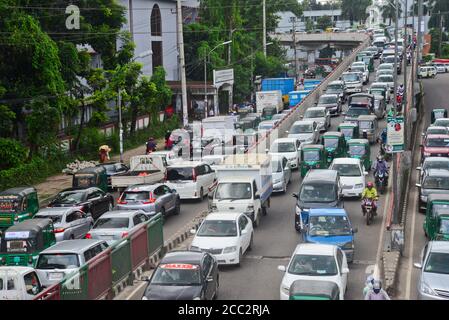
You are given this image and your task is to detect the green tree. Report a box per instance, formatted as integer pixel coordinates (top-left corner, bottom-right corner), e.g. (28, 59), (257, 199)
(316, 16), (334, 30)
(381, 2), (402, 26)
(341, 0), (372, 26)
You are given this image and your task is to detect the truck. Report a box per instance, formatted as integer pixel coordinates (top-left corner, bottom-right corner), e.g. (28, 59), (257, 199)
(110, 155), (166, 191)
(0, 266), (44, 300)
(256, 91), (283, 120)
(288, 90), (312, 108)
(261, 78), (295, 106)
(201, 116), (241, 143)
(209, 154), (272, 228)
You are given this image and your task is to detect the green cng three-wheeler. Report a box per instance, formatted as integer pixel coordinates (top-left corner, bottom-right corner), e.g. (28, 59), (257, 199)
(338, 123), (360, 142)
(0, 218), (56, 267)
(321, 132), (347, 164)
(289, 280), (340, 300)
(424, 194), (449, 241)
(0, 187), (39, 230)
(72, 166), (108, 192)
(300, 145), (328, 177)
(347, 139), (371, 171)
(431, 108), (448, 125)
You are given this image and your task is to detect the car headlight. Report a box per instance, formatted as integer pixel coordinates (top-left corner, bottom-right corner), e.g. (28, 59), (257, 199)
(190, 245), (200, 251)
(142, 296), (148, 300)
(223, 246), (237, 253)
(355, 184), (364, 189)
(193, 297), (202, 300)
(288, 157), (296, 161)
(342, 242), (354, 250)
(421, 282), (436, 296)
(246, 205), (254, 212)
(281, 285), (290, 295)
(423, 152), (431, 157)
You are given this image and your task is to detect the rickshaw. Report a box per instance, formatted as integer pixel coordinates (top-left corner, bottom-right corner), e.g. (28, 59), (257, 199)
(424, 207), (449, 241)
(357, 115), (378, 144)
(338, 123), (360, 142)
(0, 187), (39, 230)
(347, 139), (371, 171)
(72, 166), (108, 193)
(431, 108), (448, 124)
(321, 132), (347, 164)
(0, 218), (56, 267)
(289, 280), (340, 300)
(300, 145), (328, 177)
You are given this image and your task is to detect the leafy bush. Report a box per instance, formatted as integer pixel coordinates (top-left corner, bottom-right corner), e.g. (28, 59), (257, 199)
(0, 157), (47, 190)
(0, 138), (27, 170)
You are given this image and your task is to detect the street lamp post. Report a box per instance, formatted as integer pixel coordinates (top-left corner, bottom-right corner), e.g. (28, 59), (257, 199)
(204, 40), (232, 118)
(393, 0), (400, 224)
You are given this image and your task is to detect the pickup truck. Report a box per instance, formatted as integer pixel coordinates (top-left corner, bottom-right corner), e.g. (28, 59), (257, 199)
(0, 266), (44, 300)
(209, 154), (272, 228)
(110, 155), (166, 191)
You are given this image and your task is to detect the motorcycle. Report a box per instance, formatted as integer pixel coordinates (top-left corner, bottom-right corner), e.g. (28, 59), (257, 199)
(362, 198), (375, 226)
(375, 171), (388, 194)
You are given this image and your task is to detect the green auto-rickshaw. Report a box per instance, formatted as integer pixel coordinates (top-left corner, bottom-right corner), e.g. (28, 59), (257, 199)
(261, 106), (277, 121)
(321, 132), (347, 164)
(72, 166), (108, 192)
(357, 115), (378, 144)
(431, 108), (448, 125)
(300, 145), (328, 177)
(362, 56), (374, 73)
(347, 139), (371, 171)
(0, 218), (56, 267)
(424, 194), (449, 240)
(289, 280), (340, 300)
(0, 187), (39, 230)
(338, 123), (360, 142)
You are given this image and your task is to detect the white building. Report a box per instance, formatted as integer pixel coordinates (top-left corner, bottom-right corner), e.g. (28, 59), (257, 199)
(276, 10), (351, 33)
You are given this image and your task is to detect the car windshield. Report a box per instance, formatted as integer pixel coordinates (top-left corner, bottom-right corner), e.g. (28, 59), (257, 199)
(300, 183), (336, 202)
(370, 89), (384, 96)
(434, 120), (449, 127)
(342, 73), (359, 82)
(327, 84), (342, 91)
(122, 191), (150, 201)
(439, 219), (449, 234)
(272, 115), (284, 121)
(151, 264), (201, 285)
(102, 164), (117, 173)
(378, 76), (393, 82)
(347, 108), (370, 117)
(291, 124), (313, 134)
(288, 254), (338, 276)
(349, 145), (366, 156)
(324, 138), (339, 148)
(303, 150), (320, 161)
(309, 215), (352, 236)
(36, 253), (80, 270)
(271, 142), (296, 153)
(384, 57), (396, 63)
(332, 163), (361, 177)
(426, 138), (449, 147)
(423, 161), (449, 171)
(167, 167), (194, 181)
(319, 96), (337, 104)
(259, 123), (274, 130)
(433, 204), (449, 215)
(305, 110), (325, 118)
(326, 88), (341, 94)
(379, 65), (393, 70)
(197, 220), (237, 237)
(422, 176), (449, 190)
(215, 183), (252, 200)
(53, 191), (85, 205)
(93, 217), (130, 229)
(352, 66), (365, 73)
(262, 108), (276, 116)
(424, 252), (449, 274)
(359, 121), (373, 130)
(35, 214), (62, 223)
(272, 161), (282, 173)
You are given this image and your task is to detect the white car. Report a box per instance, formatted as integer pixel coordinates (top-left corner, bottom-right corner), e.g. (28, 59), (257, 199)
(148, 150), (179, 166)
(287, 120), (319, 145)
(375, 74), (394, 93)
(165, 162), (216, 200)
(351, 62), (369, 84)
(329, 158), (367, 198)
(302, 107), (331, 132)
(271, 155), (292, 193)
(418, 66), (437, 79)
(433, 63), (447, 74)
(278, 243), (349, 300)
(190, 212), (253, 266)
(258, 120), (279, 132)
(269, 138), (301, 169)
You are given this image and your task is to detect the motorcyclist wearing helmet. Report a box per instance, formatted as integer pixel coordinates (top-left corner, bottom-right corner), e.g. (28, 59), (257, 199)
(363, 274), (375, 298)
(397, 84), (404, 96)
(372, 155), (389, 177)
(361, 181), (378, 216)
(365, 280), (390, 300)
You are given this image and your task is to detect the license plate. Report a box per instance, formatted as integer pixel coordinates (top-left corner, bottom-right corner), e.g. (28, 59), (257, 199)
(100, 235), (114, 240)
(49, 272), (64, 281)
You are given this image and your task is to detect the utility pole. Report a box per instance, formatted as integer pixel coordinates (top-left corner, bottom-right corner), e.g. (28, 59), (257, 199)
(290, 17), (298, 86)
(403, 0), (408, 112)
(118, 89), (124, 163)
(417, 0), (423, 63)
(439, 11), (444, 58)
(177, 0), (188, 126)
(393, 0), (399, 224)
(250, 47), (254, 103)
(411, 0), (415, 113)
(263, 0), (267, 57)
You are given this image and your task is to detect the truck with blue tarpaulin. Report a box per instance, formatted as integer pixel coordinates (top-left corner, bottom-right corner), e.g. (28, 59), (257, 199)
(261, 78), (295, 106)
(289, 90), (312, 107)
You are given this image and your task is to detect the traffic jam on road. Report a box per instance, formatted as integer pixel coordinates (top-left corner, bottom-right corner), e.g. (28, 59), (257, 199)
(0, 26), (443, 302)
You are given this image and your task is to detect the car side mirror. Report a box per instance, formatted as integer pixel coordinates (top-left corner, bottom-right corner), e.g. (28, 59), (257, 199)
(265, 149), (269, 154)
(141, 276), (150, 282)
(32, 286), (40, 295)
(416, 167), (422, 171)
(292, 193), (298, 199)
(413, 262), (422, 269)
(278, 265), (286, 272)
(190, 228), (197, 235)
(342, 267), (350, 274)
(206, 276), (214, 282)
(364, 171), (368, 176)
(415, 183), (422, 188)
(299, 115), (304, 119)
(171, 189), (177, 193)
(353, 227), (358, 233)
(254, 194), (260, 200)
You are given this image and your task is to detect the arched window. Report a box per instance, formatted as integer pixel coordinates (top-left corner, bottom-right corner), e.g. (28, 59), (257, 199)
(151, 4), (161, 36)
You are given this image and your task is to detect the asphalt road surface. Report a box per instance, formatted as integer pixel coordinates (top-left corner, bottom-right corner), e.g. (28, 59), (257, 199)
(395, 72), (449, 300)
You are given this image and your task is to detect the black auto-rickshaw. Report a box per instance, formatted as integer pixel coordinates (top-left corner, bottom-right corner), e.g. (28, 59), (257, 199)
(72, 166), (108, 192)
(431, 108), (448, 125)
(0, 218), (56, 267)
(289, 280), (340, 300)
(0, 187), (39, 230)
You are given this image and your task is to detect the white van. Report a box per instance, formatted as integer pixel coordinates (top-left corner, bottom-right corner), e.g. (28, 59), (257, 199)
(418, 66), (437, 79)
(0, 267), (44, 300)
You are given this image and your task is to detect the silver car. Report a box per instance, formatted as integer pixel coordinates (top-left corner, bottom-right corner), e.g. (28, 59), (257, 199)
(414, 241), (449, 300)
(34, 207), (94, 242)
(287, 120), (319, 145)
(86, 210), (150, 245)
(116, 183), (181, 217)
(302, 107), (330, 132)
(316, 94), (342, 116)
(271, 155), (292, 193)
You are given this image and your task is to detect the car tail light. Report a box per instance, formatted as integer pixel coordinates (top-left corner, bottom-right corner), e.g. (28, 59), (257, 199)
(121, 231), (129, 238)
(85, 233), (92, 239)
(192, 168), (197, 182)
(143, 195), (156, 204)
(117, 196), (127, 205)
(54, 228), (65, 233)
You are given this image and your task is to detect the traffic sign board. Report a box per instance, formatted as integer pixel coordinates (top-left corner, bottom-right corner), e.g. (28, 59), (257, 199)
(386, 116), (404, 153)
